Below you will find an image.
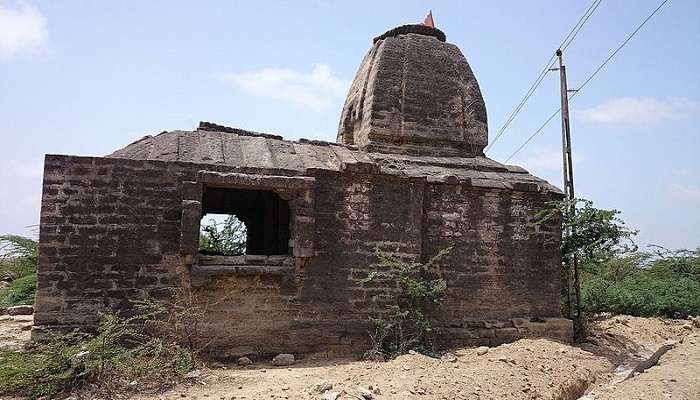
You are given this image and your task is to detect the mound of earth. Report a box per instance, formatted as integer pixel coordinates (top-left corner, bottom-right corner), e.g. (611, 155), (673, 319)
(1, 314), (698, 399)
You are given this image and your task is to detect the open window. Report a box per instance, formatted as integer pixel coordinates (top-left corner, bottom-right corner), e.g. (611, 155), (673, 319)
(199, 187), (289, 256)
(179, 171), (315, 277)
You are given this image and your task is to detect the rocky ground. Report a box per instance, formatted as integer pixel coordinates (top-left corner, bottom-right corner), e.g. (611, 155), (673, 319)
(0, 313), (32, 351)
(0, 314), (698, 400)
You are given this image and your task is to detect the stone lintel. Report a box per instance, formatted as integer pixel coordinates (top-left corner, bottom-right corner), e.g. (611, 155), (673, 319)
(197, 171), (315, 190)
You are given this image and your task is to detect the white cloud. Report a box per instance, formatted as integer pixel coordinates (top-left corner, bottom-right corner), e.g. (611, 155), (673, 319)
(0, 1), (48, 58)
(669, 183), (700, 202)
(516, 147), (584, 171)
(220, 63), (348, 111)
(577, 96), (700, 125)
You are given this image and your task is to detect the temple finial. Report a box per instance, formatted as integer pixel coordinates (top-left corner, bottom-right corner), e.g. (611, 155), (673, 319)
(422, 11), (435, 28)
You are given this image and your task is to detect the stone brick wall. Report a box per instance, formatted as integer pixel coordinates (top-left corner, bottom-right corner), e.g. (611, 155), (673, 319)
(423, 184), (562, 321)
(35, 155), (185, 329)
(35, 154), (570, 357)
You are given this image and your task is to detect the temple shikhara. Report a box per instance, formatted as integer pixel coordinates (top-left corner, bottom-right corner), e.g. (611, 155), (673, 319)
(34, 23), (572, 356)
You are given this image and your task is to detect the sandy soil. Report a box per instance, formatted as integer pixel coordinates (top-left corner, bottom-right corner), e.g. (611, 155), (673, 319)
(126, 316), (696, 400)
(593, 331), (700, 400)
(1, 314), (697, 400)
(129, 339), (610, 400)
(0, 314), (32, 351)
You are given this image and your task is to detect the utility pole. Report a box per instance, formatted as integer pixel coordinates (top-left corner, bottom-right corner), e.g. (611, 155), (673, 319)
(556, 49), (575, 199)
(552, 49), (582, 340)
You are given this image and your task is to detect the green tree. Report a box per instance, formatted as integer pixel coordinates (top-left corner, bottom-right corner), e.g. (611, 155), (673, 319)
(198, 215), (247, 256)
(532, 198), (637, 267)
(531, 198), (637, 337)
(0, 235), (38, 308)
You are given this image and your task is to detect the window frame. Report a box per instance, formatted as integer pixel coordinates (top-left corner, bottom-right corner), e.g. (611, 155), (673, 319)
(179, 171), (315, 273)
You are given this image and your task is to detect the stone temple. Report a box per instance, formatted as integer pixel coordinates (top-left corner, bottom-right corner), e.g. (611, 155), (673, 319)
(34, 24), (572, 355)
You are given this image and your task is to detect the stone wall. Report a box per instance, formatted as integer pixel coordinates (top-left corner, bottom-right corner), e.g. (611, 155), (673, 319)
(35, 155), (185, 329)
(35, 154), (571, 357)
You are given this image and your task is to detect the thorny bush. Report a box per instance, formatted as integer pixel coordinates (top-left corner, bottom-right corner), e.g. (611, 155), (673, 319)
(0, 287), (209, 399)
(361, 247), (451, 359)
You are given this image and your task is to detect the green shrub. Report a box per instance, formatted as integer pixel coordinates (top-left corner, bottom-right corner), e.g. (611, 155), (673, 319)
(0, 235), (38, 309)
(362, 247), (450, 359)
(0, 274), (36, 308)
(0, 300), (201, 398)
(582, 248), (700, 318)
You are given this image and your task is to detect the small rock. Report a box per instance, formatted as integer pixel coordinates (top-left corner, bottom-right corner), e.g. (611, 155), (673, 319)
(73, 350), (90, 362)
(440, 352), (457, 362)
(682, 324), (692, 330)
(0, 281), (9, 289)
(186, 370), (201, 379)
(690, 316), (700, 328)
(321, 392), (341, 400)
(271, 353), (295, 366)
(498, 356), (508, 363)
(356, 387), (374, 399)
(408, 350), (417, 355)
(6, 305), (34, 316)
(476, 346), (489, 356)
(310, 381), (333, 394)
(237, 356), (253, 367)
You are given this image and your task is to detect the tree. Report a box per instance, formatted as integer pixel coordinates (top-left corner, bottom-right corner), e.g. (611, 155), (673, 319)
(198, 216), (247, 256)
(530, 198), (637, 338)
(0, 235), (39, 308)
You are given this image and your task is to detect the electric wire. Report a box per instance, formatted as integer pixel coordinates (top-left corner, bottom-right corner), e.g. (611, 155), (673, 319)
(485, 0), (603, 153)
(561, 0), (604, 51)
(503, 0), (670, 163)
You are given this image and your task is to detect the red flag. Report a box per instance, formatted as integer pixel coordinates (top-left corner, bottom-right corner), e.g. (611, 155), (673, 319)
(422, 11), (435, 28)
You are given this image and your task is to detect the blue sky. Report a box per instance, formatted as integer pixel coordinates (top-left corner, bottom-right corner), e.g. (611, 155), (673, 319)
(1, 0), (698, 249)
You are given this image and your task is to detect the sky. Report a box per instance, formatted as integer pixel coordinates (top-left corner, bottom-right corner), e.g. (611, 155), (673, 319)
(0, 0), (698, 250)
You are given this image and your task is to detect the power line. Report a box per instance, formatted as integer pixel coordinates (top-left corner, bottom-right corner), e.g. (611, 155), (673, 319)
(504, 107), (561, 163)
(486, 0), (603, 153)
(504, 0), (670, 163)
(573, 0), (669, 95)
(561, 0), (604, 51)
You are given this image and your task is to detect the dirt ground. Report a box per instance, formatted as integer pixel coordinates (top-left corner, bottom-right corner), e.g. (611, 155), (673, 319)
(1, 314), (698, 400)
(593, 331), (700, 400)
(0, 314), (32, 351)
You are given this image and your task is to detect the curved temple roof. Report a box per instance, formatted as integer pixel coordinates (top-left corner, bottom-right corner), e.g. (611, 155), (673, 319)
(337, 24), (488, 157)
(108, 24), (560, 195)
(108, 122), (561, 194)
